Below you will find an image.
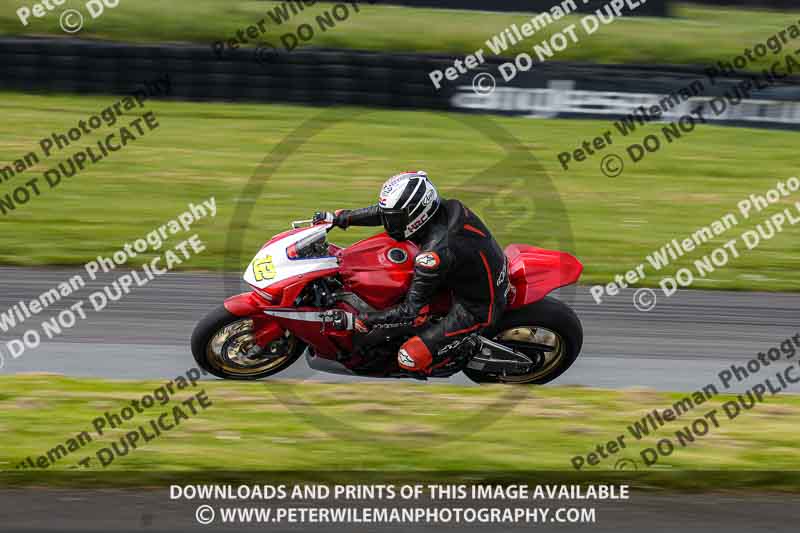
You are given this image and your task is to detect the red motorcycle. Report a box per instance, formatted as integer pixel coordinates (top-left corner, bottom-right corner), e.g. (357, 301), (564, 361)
(192, 220), (584, 384)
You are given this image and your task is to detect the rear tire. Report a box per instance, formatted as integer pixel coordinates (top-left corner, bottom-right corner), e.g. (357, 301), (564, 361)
(463, 296), (583, 385)
(191, 305), (305, 380)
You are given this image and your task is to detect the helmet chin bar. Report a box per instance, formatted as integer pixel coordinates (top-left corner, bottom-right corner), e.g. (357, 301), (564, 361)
(403, 199), (439, 241)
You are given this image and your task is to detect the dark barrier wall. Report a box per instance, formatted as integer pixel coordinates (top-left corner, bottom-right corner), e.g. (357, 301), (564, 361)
(1, 38), (798, 130)
(379, 0), (669, 16)
(0, 38), (451, 110)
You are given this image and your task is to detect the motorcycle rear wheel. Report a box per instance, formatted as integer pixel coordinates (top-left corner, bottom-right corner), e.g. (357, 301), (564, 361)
(191, 305), (306, 380)
(463, 296), (583, 385)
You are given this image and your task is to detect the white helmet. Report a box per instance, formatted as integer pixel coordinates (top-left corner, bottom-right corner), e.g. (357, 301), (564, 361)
(378, 171), (440, 240)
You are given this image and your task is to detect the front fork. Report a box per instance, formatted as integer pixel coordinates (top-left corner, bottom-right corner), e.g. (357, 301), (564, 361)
(224, 292), (284, 346)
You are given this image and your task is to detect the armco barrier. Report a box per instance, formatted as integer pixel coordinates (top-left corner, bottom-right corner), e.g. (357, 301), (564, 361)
(1, 38), (799, 130)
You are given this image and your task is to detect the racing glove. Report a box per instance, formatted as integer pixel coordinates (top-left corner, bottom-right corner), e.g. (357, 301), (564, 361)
(354, 315), (371, 333)
(312, 210), (350, 229)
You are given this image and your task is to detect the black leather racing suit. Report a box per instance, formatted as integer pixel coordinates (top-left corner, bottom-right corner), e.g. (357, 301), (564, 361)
(336, 199), (510, 358)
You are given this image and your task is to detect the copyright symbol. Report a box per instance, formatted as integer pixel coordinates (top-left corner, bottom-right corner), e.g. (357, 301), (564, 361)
(633, 288), (657, 312)
(59, 9), (84, 34)
(195, 505), (215, 525)
(255, 43), (278, 67)
(614, 458), (639, 471)
(600, 154), (623, 177)
(472, 72), (496, 96)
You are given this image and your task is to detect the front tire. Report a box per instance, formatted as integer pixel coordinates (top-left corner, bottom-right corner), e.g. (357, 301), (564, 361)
(191, 305), (305, 380)
(464, 296), (583, 385)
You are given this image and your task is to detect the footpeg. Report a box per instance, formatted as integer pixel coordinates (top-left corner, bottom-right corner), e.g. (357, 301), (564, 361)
(467, 336), (538, 371)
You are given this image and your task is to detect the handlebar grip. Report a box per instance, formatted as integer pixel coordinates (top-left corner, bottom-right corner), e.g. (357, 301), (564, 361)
(291, 219), (314, 228)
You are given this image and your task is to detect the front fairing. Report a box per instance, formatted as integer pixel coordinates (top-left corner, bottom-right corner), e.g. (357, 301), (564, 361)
(243, 225), (338, 290)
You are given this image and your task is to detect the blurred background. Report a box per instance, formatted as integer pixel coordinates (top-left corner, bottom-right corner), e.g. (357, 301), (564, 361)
(0, 0), (799, 287)
(1, 0), (800, 488)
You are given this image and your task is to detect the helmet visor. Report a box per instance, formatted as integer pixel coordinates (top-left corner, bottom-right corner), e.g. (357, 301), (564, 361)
(380, 208), (408, 239)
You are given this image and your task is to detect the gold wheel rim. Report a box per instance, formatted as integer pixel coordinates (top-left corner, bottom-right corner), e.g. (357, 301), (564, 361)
(492, 326), (566, 383)
(206, 319), (295, 377)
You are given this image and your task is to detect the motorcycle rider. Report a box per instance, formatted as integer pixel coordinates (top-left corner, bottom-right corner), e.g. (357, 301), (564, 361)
(313, 170), (510, 375)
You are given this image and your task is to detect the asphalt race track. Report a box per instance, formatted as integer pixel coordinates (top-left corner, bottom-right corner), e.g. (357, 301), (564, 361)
(0, 489), (795, 532)
(1, 267), (798, 393)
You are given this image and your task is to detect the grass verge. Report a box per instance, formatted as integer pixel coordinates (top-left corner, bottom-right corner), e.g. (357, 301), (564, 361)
(1, 376), (799, 489)
(1, 92), (798, 291)
(0, 2), (798, 71)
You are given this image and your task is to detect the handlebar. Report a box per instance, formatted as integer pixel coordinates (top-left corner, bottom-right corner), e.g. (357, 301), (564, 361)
(292, 219), (334, 232)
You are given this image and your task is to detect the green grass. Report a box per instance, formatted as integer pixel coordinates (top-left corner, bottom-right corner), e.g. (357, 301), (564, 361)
(1, 2), (798, 70)
(2, 376), (800, 489)
(1, 92), (799, 292)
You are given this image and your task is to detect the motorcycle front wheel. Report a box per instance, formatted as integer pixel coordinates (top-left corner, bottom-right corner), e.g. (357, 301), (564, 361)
(463, 296), (583, 385)
(190, 305), (306, 380)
